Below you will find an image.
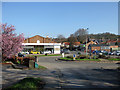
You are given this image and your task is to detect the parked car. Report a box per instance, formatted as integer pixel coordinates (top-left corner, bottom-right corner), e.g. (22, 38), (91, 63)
(43, 51), (51, 54)
(111, 51), (117, 55)
(116, 51), (120, 56)
(63, 49), (70, 54)
(92, 50), (101, 55)
(21, 51), (29, 54)
(18, 53), (25, 57)
(108, 52), (112, 55)
(40, 51), (43, 54)
(102, 51), (108, 55)
(30, 51), (40, 54)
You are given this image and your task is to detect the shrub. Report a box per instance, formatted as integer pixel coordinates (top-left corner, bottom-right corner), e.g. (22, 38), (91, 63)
(77, 55), (87, 59)
(5, 56), (35, 67)
(66, 56), (73, 59)
(22, 57), (35, 66)
(77, 52), (81, 55)
(6, 77), (45, 89)
(98, 55), (106, 58)
(117, 57), (120, 59)
(92, 55), (99, 59)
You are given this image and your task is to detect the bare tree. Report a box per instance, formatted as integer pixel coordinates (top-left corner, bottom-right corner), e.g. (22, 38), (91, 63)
(57, 34), (65, 39)
(53, 34), (67, 43)
(68, 34), (77, 50)
(73, 28), (88, 43)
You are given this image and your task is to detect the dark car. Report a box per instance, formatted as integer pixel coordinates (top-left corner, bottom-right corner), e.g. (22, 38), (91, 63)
(92, 50), (101, 55)
(102, 51), (108, 55)
(63, 49), (70, 54)
(108, 52), (112, 55)
(18, 53), (25, 57)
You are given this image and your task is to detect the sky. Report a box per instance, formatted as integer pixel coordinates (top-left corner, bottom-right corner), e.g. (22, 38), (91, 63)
(2, 2), (118, 38)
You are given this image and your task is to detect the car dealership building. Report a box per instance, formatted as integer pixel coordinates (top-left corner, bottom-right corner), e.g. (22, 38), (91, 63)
(22, 35), (61, 54)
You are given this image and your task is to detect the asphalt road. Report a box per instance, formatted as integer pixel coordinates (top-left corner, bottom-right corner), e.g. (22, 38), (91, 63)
(2, 55), (120, 89)
(38, 56), (120, 88)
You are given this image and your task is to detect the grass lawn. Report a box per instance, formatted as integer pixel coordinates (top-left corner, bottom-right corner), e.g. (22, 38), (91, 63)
(38, 65), (47, 69)
(107, 58), (120, 61)
(59, 57), (100, 61)
(26, 54), (61, 57)
(76, 59), (100, 61)
(5, 77), (45, 89)
(60, 57), (73, 60)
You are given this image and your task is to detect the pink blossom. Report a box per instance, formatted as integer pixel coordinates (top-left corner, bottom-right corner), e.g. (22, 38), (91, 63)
(0, 24), (25, 61)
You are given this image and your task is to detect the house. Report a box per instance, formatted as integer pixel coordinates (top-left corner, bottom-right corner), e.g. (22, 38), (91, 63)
(85, 40), (98, 52)
(73, 42), (81, 47)
(102, 40), (120, 51)
(61, 42), (70, 49)
(89, 44), (110, 52)
(61, 42), (81, 49)
(22, 35), (61, 54)
(101, 45), (110, 52)
(89, 44), (101, 52)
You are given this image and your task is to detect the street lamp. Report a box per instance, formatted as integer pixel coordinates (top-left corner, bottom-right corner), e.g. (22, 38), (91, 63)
(85, 28), (89, 56)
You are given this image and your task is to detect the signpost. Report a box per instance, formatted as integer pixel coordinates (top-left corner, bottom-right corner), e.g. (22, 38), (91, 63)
(73, 54), (76, 60)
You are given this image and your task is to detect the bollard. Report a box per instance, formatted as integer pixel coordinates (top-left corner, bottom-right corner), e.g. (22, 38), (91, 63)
(62, 53), (64, 58)
(35, 62), (38, 68)
(34, 56), (38, 68)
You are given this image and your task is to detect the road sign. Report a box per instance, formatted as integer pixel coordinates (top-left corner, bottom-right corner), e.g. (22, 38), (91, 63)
(73, 54), (76, 60)
(73, 54), (76, 58)
(83, 45), (85, 47)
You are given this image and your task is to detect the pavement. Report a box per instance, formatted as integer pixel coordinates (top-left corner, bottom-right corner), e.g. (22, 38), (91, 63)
(2, 56), (120, 89)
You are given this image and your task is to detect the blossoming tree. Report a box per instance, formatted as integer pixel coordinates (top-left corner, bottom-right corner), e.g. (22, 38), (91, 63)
(1, 24), (24, 61)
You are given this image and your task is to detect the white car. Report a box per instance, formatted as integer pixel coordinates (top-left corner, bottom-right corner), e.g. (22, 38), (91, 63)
(43, 51), (51, 54)
(116, 51), (120, 56)
(21, 51), (29, 54)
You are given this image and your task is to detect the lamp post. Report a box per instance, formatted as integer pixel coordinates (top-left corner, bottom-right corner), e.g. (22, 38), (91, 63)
(85, 28), (89, 56)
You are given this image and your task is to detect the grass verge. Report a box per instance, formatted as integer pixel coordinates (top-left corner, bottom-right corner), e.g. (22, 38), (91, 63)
(26, 54), (61, 57)
(4, 77), (45, 89)
(107, 58), (120, 61)
(59, 57), (100, 61)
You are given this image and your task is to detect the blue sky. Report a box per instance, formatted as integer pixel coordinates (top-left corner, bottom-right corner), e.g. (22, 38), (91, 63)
(2, 2), (118, 38)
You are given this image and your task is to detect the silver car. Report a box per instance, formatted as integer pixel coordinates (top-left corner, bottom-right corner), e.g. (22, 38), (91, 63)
(116, 51), (120, 56)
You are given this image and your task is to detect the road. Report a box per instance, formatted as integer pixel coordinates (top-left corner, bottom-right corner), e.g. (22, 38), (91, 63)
(38, 56), (120, 88)
(2, 56), (120, 89)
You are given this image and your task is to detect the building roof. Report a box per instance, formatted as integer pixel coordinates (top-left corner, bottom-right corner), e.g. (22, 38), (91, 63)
(24, 35), (55, 43)
(64, 42), (70, 45)
(101, 40), (120, 43)
(73, 42), (80, 45)
(90, 44), (110, 47)
(63, 42), (81, 45)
